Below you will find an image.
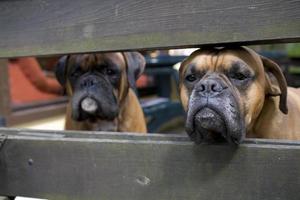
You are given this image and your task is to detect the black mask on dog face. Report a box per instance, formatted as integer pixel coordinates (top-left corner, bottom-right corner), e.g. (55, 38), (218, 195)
(55, 53), (129, 122)
(180, 47), (289, 144)
(179, 47), (262, 144)
(184, 71), (247, 144)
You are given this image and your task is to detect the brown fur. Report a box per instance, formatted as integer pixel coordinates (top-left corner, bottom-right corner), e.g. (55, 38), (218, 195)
(179, 47), (300, 140)
(64, 53), (147, 133)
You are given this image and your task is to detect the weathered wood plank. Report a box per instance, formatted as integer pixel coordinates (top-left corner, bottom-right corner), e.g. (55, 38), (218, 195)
(7, 103), (66, 126)
(0, 60), (10, 118)
(0, 129), (299, 200)
(0, 0), (299, 57)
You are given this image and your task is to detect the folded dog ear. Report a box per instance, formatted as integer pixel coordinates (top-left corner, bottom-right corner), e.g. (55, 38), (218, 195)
(123, 52), (146, 89)
(179, 57), (190, 82)
(55, 55), (69, 86)
(262, 56), (288, 114)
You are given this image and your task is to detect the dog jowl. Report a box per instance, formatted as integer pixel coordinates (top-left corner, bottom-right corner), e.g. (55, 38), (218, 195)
(55, 52), (147, 133)
(179, 46), (300, 144)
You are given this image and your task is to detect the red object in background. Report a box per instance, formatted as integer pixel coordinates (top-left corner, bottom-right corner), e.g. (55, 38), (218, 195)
(136, 74), (150, 88)
(8, 57), (63, 105)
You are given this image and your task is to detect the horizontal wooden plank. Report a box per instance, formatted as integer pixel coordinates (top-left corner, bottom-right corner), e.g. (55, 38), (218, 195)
(0, 0), (299, 57)
(0, 129), (300, 200)
(7, 103), (66, 126)
(0, 60), (10, 117)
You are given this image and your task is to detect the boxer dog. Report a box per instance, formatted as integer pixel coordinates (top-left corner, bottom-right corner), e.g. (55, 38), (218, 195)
(55, 52), (147, 133)
(179, 46), (300, 144)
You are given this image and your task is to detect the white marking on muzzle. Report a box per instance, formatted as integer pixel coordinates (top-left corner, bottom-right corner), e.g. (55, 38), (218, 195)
(81, 97), (98, 114)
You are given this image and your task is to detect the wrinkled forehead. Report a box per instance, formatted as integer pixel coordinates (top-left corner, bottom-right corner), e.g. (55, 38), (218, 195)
(69, 52), (126, 70)
(183, 48), (263, 74)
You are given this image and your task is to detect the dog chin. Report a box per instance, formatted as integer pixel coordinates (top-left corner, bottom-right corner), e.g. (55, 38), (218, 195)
(191, 107), (227, 143)
(71, 94), (119, 122)
(72, 109), (117, 122)
(188, 107), (243, 144)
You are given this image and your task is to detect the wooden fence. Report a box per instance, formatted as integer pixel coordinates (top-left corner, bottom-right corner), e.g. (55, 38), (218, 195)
(0, 0), (300, 199)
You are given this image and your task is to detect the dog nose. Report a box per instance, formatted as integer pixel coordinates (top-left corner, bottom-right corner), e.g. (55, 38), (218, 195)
(81, 78), (96, 88)
(198, 79), (224, 96)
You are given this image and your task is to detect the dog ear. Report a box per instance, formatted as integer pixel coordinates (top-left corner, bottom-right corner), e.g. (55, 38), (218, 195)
(262, 56), (288, 114)
(123, 52), (146, 89)
(55, 55), (69, 86)
(179, 57), (190, 82)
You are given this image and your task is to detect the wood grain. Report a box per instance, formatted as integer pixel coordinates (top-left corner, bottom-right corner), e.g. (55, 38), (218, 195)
(0, 61), (10, 117)
(0, 129), (299, 200)
(0, 0), (299, 57)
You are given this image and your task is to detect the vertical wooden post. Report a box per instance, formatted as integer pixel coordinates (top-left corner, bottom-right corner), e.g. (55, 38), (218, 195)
(0, 59), (11, 125)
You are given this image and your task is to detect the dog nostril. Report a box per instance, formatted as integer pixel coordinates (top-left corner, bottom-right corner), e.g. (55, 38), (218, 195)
(81, 79), (96, 88)
(211, 83), (222, 92)
(198, 79), (223, 94)
(89, 79), (96, 86)
(211, 83), (217, 92)
(199, 84), (205, 92)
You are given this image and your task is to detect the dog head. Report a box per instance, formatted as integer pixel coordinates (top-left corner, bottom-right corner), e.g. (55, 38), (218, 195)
(55, 52), (145, 122)
(179, 47), (287, 144)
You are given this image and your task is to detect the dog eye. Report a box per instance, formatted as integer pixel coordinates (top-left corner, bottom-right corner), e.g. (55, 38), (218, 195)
(231, 73), (247, 80)
(185, 74), (197, 82)
(71, 70), (81, 77)
(106, 68), (115, 75)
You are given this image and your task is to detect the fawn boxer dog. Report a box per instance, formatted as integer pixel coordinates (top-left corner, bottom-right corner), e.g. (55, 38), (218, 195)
(179, 46), (300, 144)
(55, 52), (147, 133)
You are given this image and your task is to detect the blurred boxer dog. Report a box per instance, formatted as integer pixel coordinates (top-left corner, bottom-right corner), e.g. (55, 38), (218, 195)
(56, 52), (147, 133)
